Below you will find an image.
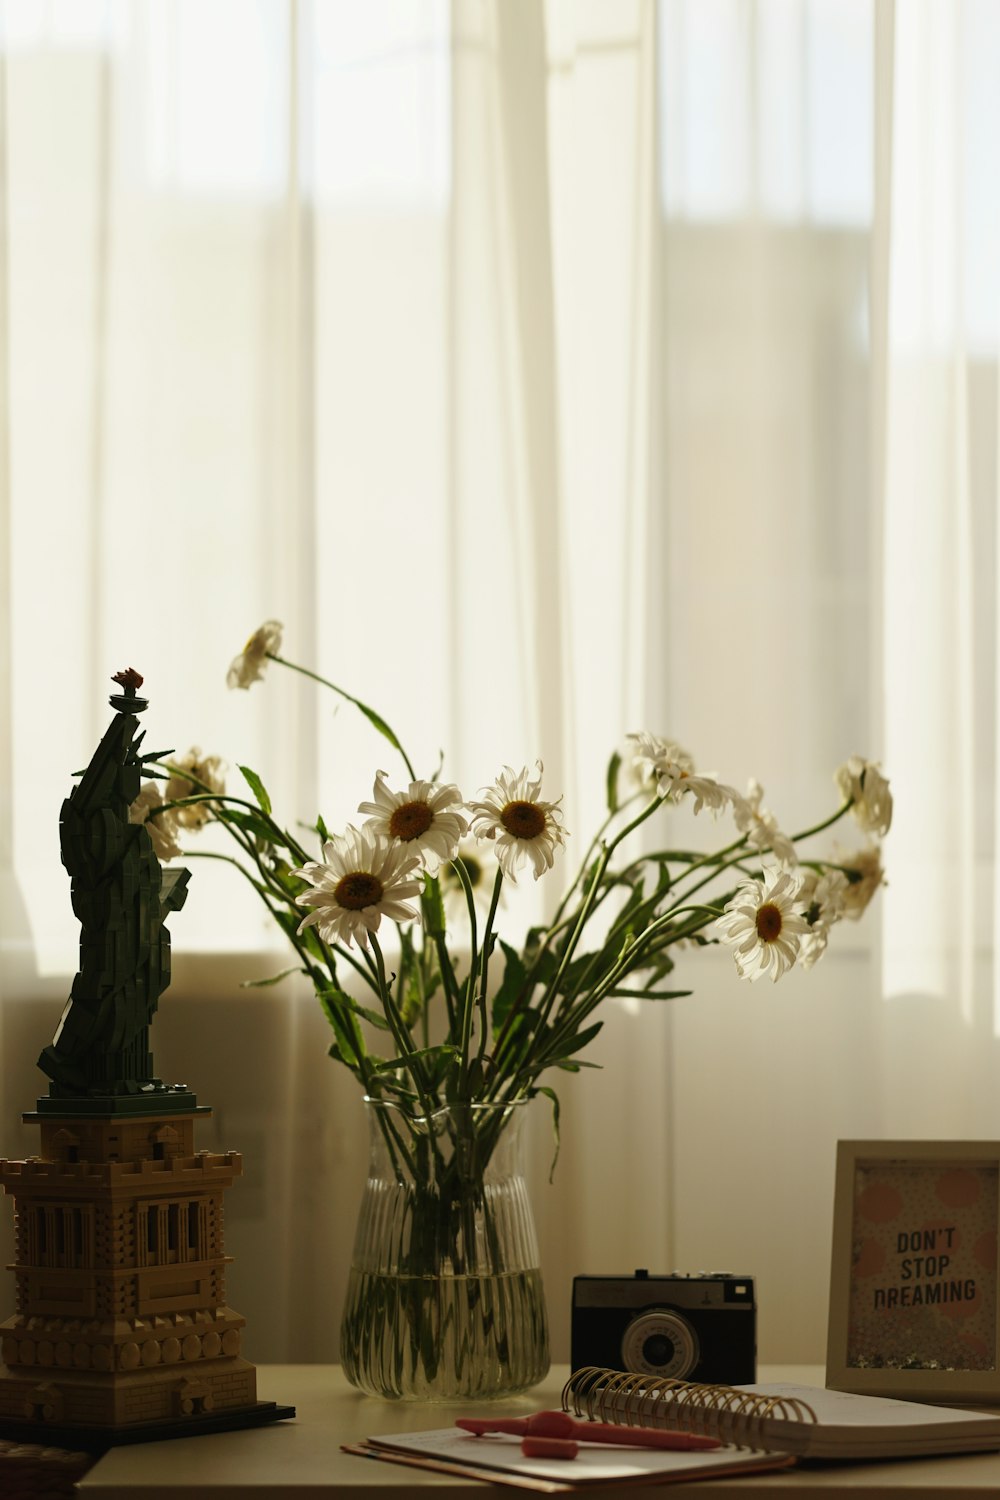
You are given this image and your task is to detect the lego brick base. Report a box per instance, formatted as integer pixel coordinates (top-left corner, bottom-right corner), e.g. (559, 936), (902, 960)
(0, 1399), (296, 1453)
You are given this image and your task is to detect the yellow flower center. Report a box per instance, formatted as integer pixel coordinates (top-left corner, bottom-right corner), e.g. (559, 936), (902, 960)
(755, 902), (783, 943)
(335, 872), (384, 911)
(388, 801), (434, 841)
(501, 800), (546, 840)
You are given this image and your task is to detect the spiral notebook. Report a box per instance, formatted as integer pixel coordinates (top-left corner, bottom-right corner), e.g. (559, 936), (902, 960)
(560, 1366), (1000, 1461)
(344, 1428), (790, 1493)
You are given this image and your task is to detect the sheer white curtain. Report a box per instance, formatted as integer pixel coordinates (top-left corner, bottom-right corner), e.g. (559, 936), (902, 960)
(665, 0), (1000, 1363)
(1, 0), (998, 1365)
(873, 0), (1000, 1132)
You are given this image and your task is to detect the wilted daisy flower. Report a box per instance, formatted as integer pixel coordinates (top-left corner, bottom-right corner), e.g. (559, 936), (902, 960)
(796, 869), (849, 969)
(628, 731), (692, 787)
(732, 779), (797, 866)
(628, 732), (692, 791)
(227, 619), (283, 690)
(627, 732), (738, 816)
(837, 843), (887, 920)
(292, 824), (423, 950)
(357, 770), (468, 872)
(835, 755), (892, 837)
(166, 748), (227, 830)
(716, 866), (808, 983)
(442, 842), (501, 918)
(129, 783), (183, 863)
(468, 762), (567, 882)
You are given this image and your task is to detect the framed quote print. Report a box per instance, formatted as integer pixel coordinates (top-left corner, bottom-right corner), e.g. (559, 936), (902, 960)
(827, 1140), (1000, 1403)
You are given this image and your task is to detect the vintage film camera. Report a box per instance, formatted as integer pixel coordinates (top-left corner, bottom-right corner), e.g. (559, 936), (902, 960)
(571, 1269), (756, 1384)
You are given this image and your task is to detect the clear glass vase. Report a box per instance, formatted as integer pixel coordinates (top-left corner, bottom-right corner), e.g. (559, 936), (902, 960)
(340, 1097), (550, 1400)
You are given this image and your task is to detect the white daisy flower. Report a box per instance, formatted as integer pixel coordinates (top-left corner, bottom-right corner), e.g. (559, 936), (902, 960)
(467, 762), (567, 883)
(627, 732), (738, 817)
(835, 755), (892, 837)
(357, 770), (468, 872)
(732, 779), (798, 866)
(715, 866), (808, 983)
(796, 869), (849, 969)
(166, 747), (227, 830)
(836, 843), (887, 920)
(128, 783), (184, 863)
(226, 619), (283, 690)
(292, 824), (423, 950)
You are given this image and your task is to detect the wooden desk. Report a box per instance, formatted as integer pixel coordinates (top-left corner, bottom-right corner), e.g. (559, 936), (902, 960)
(77, 1365), (1000, 1498)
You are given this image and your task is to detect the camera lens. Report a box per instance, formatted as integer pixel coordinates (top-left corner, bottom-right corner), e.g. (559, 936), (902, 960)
(642, 1334), (675, 1366)
(621, 1310), (699, 1379)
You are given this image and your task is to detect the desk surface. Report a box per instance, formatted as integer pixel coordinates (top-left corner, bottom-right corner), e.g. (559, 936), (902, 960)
(77, 1364), (1000, 1499)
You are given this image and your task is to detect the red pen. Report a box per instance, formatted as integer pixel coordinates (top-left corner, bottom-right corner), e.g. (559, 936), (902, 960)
(521, 1435), (579, 1460)
(456, 1409), (720, 1453)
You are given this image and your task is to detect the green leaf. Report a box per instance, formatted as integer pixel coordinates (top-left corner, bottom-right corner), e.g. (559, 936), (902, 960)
(541, 1019), (603, 1066)
(422, 875), (446, 940)
(315, 813), (330, 845)
(355, 699), (409, 761)
(535, 1085), (562, 1181)
(521, 924), (549, 966)
(316, 990), (367, 1068)
(371, 1044), (459, 1074)
(555, 1058), (602, 1072)
(238, 764), (273, 816)
(644, 950), (676, 979)
(317, 987), (391, 1033)
(606, 750), (622, 813)
(216, 806), (271, 838)
(606, 987), (692, 1000)
(607, 881), (649, 944)
(239, 966), (302, 989)
(491, 942), (528, 1033)
(464, 1056), (486, 1097)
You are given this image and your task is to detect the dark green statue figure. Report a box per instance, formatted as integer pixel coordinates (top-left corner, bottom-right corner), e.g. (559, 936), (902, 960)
(37, 670), (196, 1113)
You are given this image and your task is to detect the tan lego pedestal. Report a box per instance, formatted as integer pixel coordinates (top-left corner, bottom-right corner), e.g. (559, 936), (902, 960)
(0, 1108), (293, 1447)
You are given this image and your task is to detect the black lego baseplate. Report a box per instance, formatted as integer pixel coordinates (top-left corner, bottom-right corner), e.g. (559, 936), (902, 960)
(0, 1399), (296, 1453)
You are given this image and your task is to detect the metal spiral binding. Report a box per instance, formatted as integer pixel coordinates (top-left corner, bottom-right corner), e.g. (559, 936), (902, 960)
(561, 1367), (819, 1452)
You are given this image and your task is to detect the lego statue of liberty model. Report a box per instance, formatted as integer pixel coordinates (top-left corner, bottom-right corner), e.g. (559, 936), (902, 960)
(37, 668), (196, 1112)
(0, 670), (292, 1441)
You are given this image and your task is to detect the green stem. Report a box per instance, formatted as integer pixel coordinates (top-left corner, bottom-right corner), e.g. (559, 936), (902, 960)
(370, 934), (437, 1119)
(663, 847), (769, 913)
(541, 906), (707, 1060)
(450, 858), (479, 1089)
(181, 817), (388, 1092)
(433, 932), (462, 1035)
(488, 797), (663, 1098)
(789, 799), (854, 843)
(420, 877), (459, 1033)
(476, 868), (505, 1064)
(514, 794), (644, 1000)
(268, 653), (416, 780)
(535, 798), (662, 1020)
(153, 770), (313, 867)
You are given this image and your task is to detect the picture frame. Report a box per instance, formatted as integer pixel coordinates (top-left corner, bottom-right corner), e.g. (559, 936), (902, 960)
(827, 1140), (1000, 1403)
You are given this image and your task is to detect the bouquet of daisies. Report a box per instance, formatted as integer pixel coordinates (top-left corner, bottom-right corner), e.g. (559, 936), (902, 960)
(130, 621), (890, 1139)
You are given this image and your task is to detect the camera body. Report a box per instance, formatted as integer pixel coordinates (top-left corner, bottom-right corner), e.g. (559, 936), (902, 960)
(571, 1269), (756, 1384)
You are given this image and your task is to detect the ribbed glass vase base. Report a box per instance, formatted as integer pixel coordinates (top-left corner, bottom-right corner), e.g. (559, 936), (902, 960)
(341, 1265), (549, 1401)
(339, 1097), (550, 1401)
